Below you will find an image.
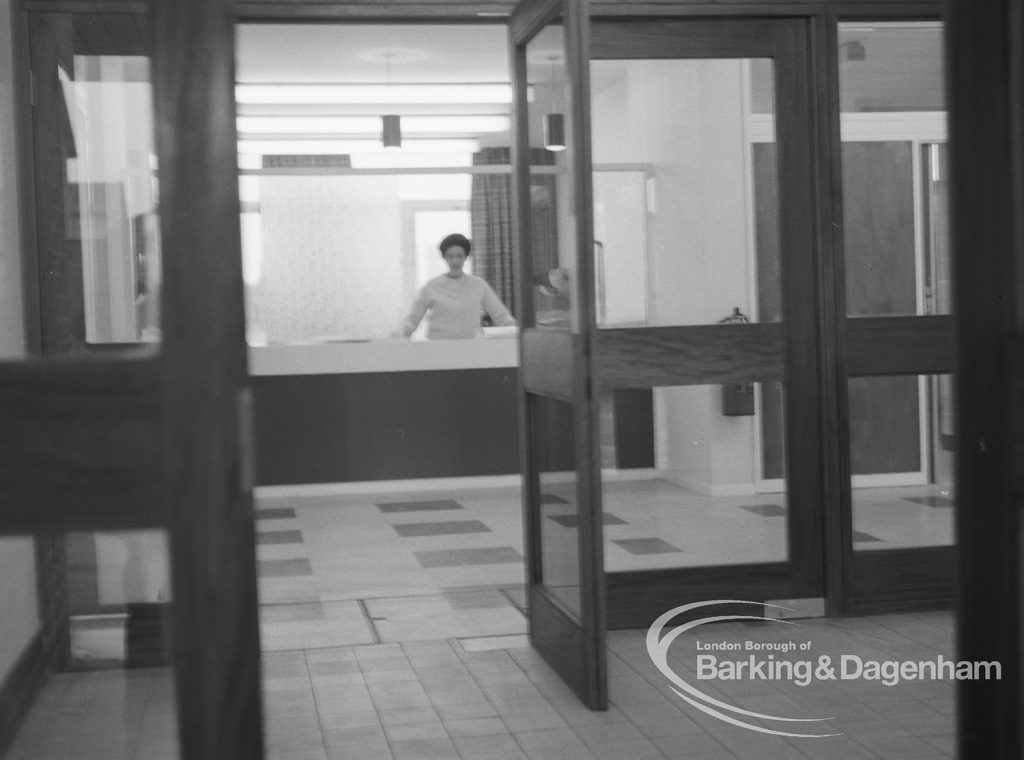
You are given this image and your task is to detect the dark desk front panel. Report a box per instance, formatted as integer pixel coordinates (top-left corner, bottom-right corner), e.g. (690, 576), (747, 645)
(253, 369), (654, 486)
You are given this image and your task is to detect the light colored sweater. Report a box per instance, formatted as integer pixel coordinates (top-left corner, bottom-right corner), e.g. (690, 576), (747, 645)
(402, 273), (516, 340)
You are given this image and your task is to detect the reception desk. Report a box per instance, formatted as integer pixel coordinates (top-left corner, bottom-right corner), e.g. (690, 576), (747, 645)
(249, 337), (652, 486)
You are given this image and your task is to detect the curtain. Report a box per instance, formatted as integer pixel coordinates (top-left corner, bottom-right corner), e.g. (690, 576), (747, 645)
(471, 148), (516, 317)
(470, 147), (557, 320)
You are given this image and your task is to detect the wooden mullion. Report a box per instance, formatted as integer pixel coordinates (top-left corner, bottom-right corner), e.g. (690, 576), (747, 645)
(565, 0), (607, 712)
(151, 0), (264, 757)
(27, 13), (83, 356)
(509, 0), (561, 45)
(595, 324), (785, 389)
(591, 18), (778, 57)
(0, 357), (162, 534)
(815, 7), (853, 616)
(774, 17), (827, 602)
(948, 0), (1024, 757)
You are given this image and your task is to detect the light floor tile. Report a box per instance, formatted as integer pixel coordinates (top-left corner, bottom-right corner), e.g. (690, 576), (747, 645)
(16, 482), (960, 760)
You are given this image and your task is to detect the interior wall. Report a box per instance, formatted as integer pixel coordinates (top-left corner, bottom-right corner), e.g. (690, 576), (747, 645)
(257, 175), (405, 341)
(0, 0), (41, 679)
(590, 58), (759, 493)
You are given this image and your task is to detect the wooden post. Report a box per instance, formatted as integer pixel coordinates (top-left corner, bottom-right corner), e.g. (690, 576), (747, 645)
(948, 1), (1024, 757)
(151, 0), (265, 757)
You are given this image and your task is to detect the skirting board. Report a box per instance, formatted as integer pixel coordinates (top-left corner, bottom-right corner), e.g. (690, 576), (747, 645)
(0, 631), (45, 758)
(255, 469), (662, 500)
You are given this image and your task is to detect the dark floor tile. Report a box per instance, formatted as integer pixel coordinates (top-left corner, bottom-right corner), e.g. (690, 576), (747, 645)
(258, 558), (313, 577)
(260, 602), (325, 623)
(739, 504), (787, 517)
(547, 513), (627, 528)
(540, 494), (569, 504)
(257, 529), (304, 545)
(256, 507), (296, 519)
(393, 520), (491, 538)
(377, 500), (464, 513)
(904, 496), (955, 508)
(613, 538), (682, 555)
(414, 547), (522, 568)
(852, 530), (883, 543)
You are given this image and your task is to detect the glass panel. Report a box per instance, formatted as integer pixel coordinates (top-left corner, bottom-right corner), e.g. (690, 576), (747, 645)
(838, 23), (944, 113)
(839, 22), (947, 317)
(525, 26), (578, 331)
(66, 529), (173, 669)
(603, 383), (788, 572)
(47, 17), (162, 353)
(239, 172), (475, 343)
(850, 374), (955, 550)
(589, 58), (780, 326)
(533, 395), (580, 617)
(7, 530), (178, 758)
(235, 24), (516, 343)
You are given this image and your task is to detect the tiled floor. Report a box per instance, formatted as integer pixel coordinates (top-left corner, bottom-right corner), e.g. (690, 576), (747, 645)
(11, 479), (958, 759)
(9, 614), (956, 760)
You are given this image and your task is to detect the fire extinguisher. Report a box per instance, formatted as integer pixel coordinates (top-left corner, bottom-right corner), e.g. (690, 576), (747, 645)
(719, 307), (755, 416)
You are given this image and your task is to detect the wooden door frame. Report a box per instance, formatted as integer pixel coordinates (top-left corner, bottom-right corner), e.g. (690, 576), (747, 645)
(825, 7), (955, 614)
(511, 0), (608, 710)
(1, 1), (265, 758)
(586, 15), (827, 627)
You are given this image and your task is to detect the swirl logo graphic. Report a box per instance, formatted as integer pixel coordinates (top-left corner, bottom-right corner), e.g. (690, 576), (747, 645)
(646, 600), (840, 738)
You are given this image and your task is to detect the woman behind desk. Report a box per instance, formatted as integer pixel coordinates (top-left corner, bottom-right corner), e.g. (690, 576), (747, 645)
(401, 233), (517, 339)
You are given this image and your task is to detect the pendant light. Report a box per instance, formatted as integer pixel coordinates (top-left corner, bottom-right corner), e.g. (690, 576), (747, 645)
(544, 56), (566, 152)
(381, 53), (402, 148)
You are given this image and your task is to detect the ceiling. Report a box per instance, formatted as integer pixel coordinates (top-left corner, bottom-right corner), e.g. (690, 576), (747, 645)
(236, 24), (510, 84)
(235, 24), (514, 154)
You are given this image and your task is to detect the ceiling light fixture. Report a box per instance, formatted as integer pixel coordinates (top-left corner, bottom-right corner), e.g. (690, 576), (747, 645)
(544, 56), (566, 152)
(382, 53), (402, 148)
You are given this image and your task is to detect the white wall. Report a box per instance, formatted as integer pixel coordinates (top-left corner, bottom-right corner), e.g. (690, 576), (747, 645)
(0, 0), (41, 680)
(591, 59), (760, 494)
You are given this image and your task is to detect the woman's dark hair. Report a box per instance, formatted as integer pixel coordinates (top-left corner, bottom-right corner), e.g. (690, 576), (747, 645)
(438, 233), (471, 256)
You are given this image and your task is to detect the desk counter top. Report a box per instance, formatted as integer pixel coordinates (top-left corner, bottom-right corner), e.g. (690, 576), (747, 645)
(248, 336), (519, 376)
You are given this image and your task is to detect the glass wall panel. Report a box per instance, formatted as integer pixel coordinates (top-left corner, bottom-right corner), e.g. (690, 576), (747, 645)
(603, 383), (788, 572)
(235, 24), (516, 343)
(525, 26), (577, 330)
(533, 396), (580, 616)
(839, 22), (948, 317)
(238, 171), (475, 343)
(36, 15), (162, 353)
(850, 374), (955, 550)
(6, 530), (178, 758)
(589, 58), (780, 327)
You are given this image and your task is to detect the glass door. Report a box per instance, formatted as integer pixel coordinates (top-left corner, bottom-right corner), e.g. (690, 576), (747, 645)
(510, 0), (607, 709)
(586, 18), (826, 624)
(837, 21), (955, 612)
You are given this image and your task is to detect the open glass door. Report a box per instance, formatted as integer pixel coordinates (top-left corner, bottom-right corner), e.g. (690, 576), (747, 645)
(587, 19), (826, 623)
(510, 0), (607, 709)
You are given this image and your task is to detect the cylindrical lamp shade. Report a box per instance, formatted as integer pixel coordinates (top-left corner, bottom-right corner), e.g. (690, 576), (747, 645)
(381, 114), (402, 148)
(544, 113), (566, 152)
